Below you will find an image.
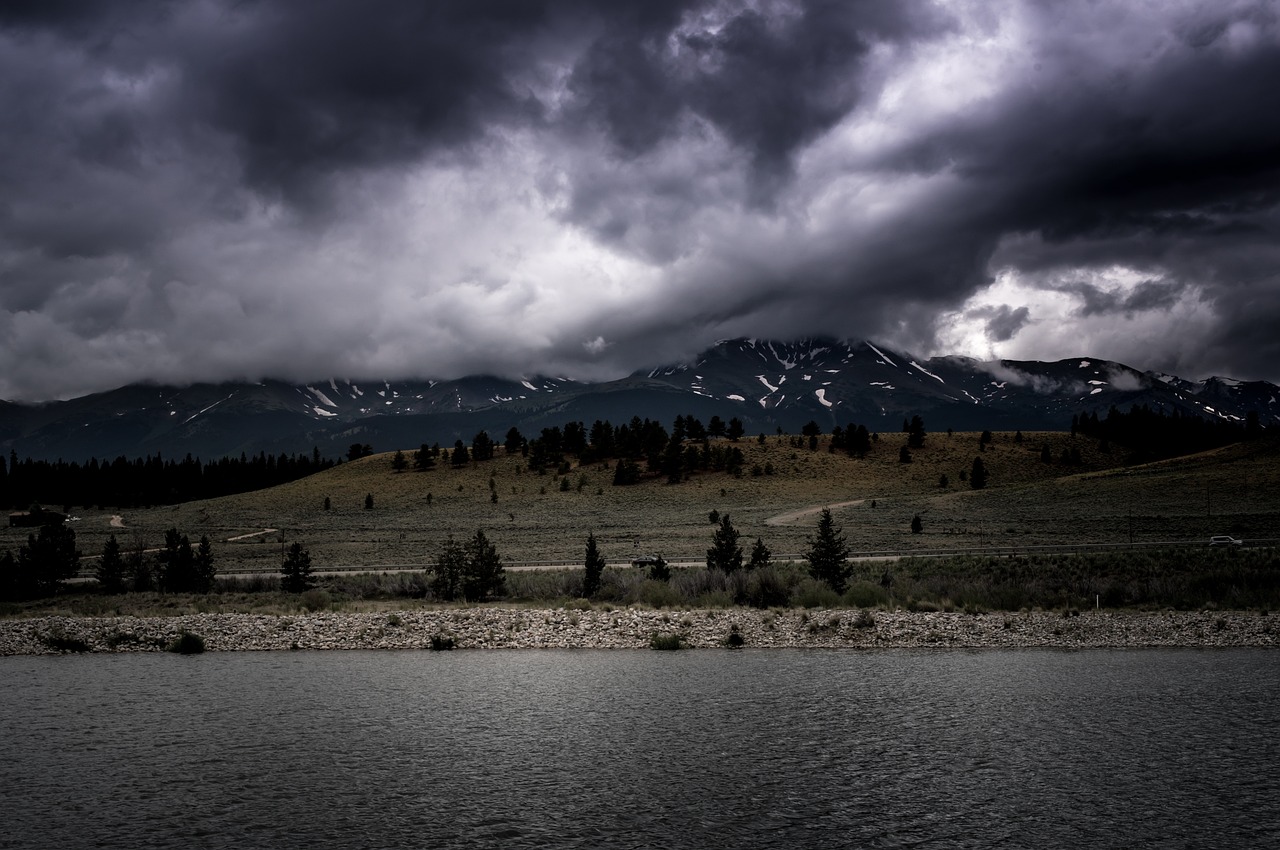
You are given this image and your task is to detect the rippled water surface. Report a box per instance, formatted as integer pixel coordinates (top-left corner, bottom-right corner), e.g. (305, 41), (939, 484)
(3, 648), (1277, 849)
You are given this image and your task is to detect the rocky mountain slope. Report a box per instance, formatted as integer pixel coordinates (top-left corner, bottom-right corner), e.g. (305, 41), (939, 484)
(2, 338), (1274, 460)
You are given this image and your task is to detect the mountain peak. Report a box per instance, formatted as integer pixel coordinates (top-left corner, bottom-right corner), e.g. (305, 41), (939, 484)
(2, 337), (1275, 461)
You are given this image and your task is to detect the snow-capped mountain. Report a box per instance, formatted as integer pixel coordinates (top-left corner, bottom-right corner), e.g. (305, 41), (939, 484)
(641, 338), (1277, 430)
(1, 338), (1275, 461)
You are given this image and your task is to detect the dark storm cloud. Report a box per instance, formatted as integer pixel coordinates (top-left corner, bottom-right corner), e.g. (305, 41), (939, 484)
(565, 2), (944, 170)
(2, 0), (1280, 401)
(972, 305), (1032, 343)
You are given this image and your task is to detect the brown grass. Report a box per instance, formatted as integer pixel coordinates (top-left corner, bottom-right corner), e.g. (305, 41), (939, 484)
(5, 432), (1278, 573)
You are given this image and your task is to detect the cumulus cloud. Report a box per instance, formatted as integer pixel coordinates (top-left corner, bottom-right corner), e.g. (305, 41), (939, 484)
(968, 305), (1031, 343)
(1, 0), (1279, 400)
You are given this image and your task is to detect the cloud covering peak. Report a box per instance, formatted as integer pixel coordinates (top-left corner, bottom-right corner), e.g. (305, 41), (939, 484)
(2, 0), (1279, 400)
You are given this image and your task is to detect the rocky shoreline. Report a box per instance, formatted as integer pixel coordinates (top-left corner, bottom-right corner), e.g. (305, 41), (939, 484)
(2, 608), (1277, 655)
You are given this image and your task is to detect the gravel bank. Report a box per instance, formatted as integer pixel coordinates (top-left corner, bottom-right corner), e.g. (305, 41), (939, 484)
(2, 608), (1277, 655)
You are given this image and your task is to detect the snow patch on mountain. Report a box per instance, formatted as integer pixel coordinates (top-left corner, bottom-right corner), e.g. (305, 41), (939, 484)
(866, 342), (898, 367)
(909, 361), (945, 384)
(815, 389), (833, 408)
(307, 386), (338, 408)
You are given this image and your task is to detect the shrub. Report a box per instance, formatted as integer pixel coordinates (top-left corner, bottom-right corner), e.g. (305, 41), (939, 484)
(724, 625), (746, 648)
(430, 634), (456, 651)
(167, 631), (206, 654)
(741, 568), (792, 608)
(851, 609), (877, 629)
(791, 578), (841, 609)
(843, 581), (889, 609)
(630, 579), (684, 609)
(694, 590), (734, 608)
(301, 589), (332, 611)
(649, 632), (685, 650)
(42, 629), (90, 653)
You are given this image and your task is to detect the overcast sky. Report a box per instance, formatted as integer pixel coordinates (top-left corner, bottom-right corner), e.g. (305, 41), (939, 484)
(2, 0), (1278, 401)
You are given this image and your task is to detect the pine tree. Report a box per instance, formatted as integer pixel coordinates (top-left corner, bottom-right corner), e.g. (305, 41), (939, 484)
(158, 528), (196, 593)
(612, 458), (641, 486)
(848, 425), (871, 458)
(96, 534), (127, 594)
(748, 537), (772, 571)
(911, 514), (923, 534)
(504, 426), (525, 454)
(582, 532), (605, 598)
(706, 513), (743, 573)
(907, 415), (926, 449)
(806, 508), (851, 593)
(12, 522), (80, 599)
(431, 537), (466, 601)
(129, 535), (153, 592)
(726, 417), (745, 442)
(452, 440), (469, 466)
(193, 535), (216, 593)
(472, 431), (494, 461)
(664, 437), (684, 484)
(463, 529), (506, 602)
(280, 542), (315, 593)
(970, 457), (989, 490)
(391, 450), (408, 472)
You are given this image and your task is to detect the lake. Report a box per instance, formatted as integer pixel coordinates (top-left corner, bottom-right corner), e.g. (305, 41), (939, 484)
(2, 649), (1277, 848)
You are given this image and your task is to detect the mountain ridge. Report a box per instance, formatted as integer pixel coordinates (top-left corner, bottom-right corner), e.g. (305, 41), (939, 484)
(2, 338), (1274, 461)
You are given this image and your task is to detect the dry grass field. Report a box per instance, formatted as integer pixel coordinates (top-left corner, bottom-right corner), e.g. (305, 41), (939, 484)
(7, 431), (1278, 574)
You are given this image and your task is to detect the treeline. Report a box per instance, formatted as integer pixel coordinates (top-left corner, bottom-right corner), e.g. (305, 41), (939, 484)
(0, 524), (214, 602)
(0, 450), (337, 511)
(1073, 405), (1261, 462)
(399, 413), (889, 486)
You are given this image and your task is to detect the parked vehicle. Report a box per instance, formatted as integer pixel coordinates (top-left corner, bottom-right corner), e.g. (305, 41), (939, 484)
(1209, 535), (1243, 546)
(630, 554), (663, 567)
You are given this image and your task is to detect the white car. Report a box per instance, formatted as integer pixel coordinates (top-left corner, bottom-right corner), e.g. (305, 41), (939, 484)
(1208, 535), (1243, 546)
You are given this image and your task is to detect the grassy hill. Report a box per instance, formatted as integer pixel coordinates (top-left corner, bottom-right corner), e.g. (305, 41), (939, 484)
(9, 431), (1278, 575)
